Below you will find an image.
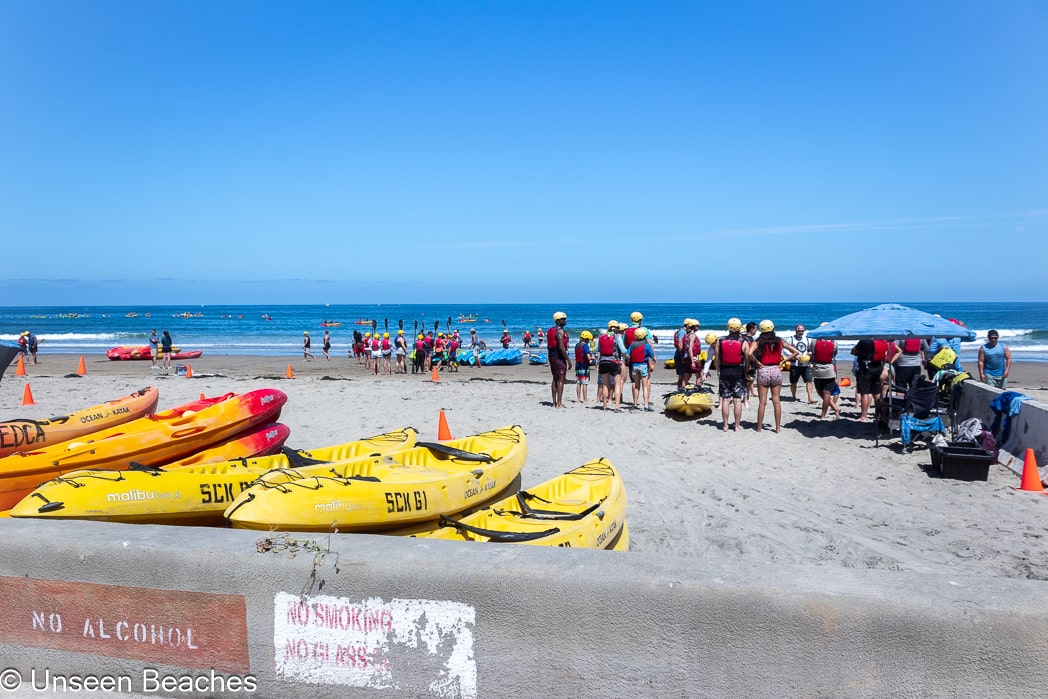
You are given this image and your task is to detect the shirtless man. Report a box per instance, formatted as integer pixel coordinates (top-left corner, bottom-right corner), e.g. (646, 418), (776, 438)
(547, 311), (572, 408)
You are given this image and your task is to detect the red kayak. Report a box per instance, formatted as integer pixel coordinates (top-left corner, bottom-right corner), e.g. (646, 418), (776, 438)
(106, 346), (203, 361)
(106, 346), (153, 361)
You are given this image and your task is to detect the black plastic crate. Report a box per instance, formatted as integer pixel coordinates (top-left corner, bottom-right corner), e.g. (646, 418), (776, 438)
(931, 442), (994, 481)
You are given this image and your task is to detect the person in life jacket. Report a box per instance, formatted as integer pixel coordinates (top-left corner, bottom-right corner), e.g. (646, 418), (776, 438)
(501, 329), (512, 349)
(574, 330), (595, 404)
(597, 321), (628, 411)
(627, 327), (657, 411)
(394, 330), (408, 374)
(810, 329), (842, 420)
(746, 320), (799, 433)
(788, 325), (815, 403)
(380, 332), (392, 375)
(413, 334), (427, 374)
(547, 311), (572, 409)
(433, 333), (448, 371)
(851, 338), (888, 422)
(362, 332), (372, 369)
(370, 333), (382, 375)
(707, 317), (747, 432)
(674, 318), (700, 390)
(891, 337), (927, 390)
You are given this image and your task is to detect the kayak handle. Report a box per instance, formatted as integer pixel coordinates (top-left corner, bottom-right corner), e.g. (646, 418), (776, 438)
(436, 515), (560, 543)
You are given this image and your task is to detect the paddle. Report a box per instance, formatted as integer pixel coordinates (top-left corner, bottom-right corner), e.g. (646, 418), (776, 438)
(447, 316), (452, 334)
(384, 318), (389, 333)
(372, 319), (377, 336)
(416, 442), (495, 462)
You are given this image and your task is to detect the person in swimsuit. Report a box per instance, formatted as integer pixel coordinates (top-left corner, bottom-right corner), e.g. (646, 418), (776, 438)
(746, 320), (798, 433)
(322, 330), (331, 360)
(302, 331), (315, 361)
(149, 329), (160, 369)
(161, 331), (174, 370)
(394, 330), (408, 374)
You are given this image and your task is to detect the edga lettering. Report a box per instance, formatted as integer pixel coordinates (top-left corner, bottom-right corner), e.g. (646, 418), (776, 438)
(0, 422), (46, 450)
(385, 490), (428, 513)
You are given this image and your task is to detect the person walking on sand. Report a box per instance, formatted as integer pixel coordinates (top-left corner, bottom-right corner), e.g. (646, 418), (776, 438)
(302, 331), (315, 361)
(148, 329), (160, 369)
(747, 320), (799, 433)
(978, 330), (1011, 389)
(547, 311), (572, 408)
(705, 318), (747, 431)
(574, 331), (594, 404)
(161, 331), (174, 371)
(322, 330), (332, 360)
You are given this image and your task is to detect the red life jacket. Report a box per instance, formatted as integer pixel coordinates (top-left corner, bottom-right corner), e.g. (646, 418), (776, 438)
(575, 342), (588, 365)
(629, 341), (648, 365)
(598, 334), (616, 357)
(903, 338), (922, 354)
(547, 326), (558, 349)
(760, 341), (782, 366)
(674, 329), (687, 350)
(381, 338), (391, 351)
(371, 338), (380, 351)
(690, 336), (702, 357)
(415, 340), (425, 352)
(624, 327), (637, 346)
(872, 339), (889, 362)
(719, 338), (743, 366)
(813, 339), (835, 364)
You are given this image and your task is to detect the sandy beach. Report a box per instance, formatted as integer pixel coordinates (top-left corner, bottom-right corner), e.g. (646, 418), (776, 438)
(4, 352), (1047, 580)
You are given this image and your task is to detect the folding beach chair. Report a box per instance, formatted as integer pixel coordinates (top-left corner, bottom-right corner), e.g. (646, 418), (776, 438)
(899, 380), (947, 452)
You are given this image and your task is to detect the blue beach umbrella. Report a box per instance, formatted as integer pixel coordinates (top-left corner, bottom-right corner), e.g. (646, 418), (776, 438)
(807, 303), (977, 341)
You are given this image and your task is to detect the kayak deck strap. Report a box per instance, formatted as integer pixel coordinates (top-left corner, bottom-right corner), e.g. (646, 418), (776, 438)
(493, 491), (603, 521)
(416, 442), (495, 462)
(437, 515), (560, 543)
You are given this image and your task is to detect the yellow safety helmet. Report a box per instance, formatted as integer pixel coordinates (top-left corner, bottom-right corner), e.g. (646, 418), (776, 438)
(705, 332), (718, 345)
(365, 332), (371, 337)
(303, 331), (309, 335)
(727, 317), (742, 332)
(397, 329), (404, 334)
(383, 332), (389, 338)
(418, 334), (424, 339)
(759, 319), (775, 333)
(635, 328), (648, 339)
(630, 311), (643, 323)
(553, 311), (567, 321)
(580, 330), (593, 341)
(607, 319), (618, 329)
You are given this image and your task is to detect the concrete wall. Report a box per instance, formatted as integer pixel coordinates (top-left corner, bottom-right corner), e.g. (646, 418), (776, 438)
(1, 518), (1046, 698)
(954, 380), (1048, 473)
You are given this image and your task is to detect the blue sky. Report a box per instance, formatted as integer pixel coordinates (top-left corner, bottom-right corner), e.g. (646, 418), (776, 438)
(2, 1), (1045, 305)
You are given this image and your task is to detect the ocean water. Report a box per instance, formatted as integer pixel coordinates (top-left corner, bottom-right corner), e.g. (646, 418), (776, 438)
(2, 302), (1046, 364)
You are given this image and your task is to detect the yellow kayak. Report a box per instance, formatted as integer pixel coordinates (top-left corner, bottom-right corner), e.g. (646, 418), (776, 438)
(225, 425), (527, 533)
(0, 387), (160, 459)
(9, 428), (416, 526)
(417, 458), (626, 549)
(664, 385), (715, 417)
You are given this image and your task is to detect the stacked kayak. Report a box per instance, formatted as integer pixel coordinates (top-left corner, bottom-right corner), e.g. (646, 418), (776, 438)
(11, 428), (416, 526)
(418, 458), (627, 550)
(478, 349), (523, 366)
(107, 346), (202, 360)
(0, 388), (287, 510)
(224, 425), (527, 533)
(664, 385), (715, 418)
(0, 387), (160, 458)
(528, 353), (548, 365)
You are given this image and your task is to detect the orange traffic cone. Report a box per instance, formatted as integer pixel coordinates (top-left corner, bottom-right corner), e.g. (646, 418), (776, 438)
(431, 366), (440, 382)
(15, 355), (26, 376)
(200, 393), (206, 400)
(1018, 449), (1045, 492)
(437, 410), (453, 440)
(76, 355), (86, 376)
(286, 364), (295, 379)
(22, 383), (35, 405)
(185, 364), (193, 378)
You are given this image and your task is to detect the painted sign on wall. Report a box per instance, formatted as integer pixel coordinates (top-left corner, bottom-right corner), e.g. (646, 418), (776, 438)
(0, 576), (249, 672)
(274, 592), (476, 698)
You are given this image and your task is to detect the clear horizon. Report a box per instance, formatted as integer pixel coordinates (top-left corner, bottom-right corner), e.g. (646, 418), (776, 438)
(3, 1), (1045, 305)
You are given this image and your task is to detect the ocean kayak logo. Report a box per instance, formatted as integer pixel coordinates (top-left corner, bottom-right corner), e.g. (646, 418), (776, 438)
(314, 500), (355, 513)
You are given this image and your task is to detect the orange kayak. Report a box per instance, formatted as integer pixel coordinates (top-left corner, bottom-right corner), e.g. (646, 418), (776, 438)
(0, 387), (160, 459)
(0, 388), (287, 510)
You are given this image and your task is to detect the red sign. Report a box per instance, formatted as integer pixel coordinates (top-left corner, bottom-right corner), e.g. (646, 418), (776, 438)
(0, 576), (249, 672)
